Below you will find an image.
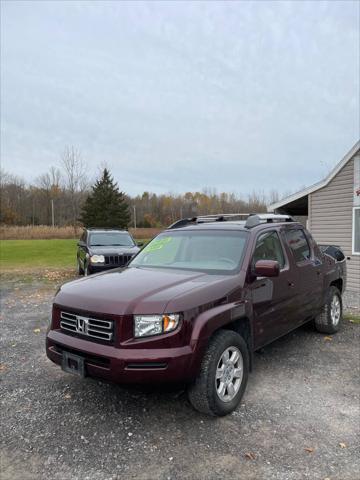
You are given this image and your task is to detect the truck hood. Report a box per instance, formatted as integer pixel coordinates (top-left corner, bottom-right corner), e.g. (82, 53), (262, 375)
(55, 266), (240, 316)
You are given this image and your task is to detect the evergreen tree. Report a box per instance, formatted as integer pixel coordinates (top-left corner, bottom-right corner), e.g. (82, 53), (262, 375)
(80, 169), (130, 228)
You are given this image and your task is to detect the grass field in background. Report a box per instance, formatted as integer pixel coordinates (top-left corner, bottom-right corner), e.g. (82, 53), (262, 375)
(0, 238), (149, 270)
(0, 239), (78, 269)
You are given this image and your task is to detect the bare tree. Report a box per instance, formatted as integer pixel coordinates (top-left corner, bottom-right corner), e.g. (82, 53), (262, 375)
(36, 167), (62, 225)
(61, 146), (88, 232)
(268, 189), (280, 205)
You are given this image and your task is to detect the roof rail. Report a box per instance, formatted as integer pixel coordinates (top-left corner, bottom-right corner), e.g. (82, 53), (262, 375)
(86, 227), (127, 230)
(168, 213), (294, 229)
(245, 214), (294, 228)
(168, 213), (250, 229)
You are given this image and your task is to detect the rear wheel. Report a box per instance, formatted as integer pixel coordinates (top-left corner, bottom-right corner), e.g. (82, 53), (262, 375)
(315, 286), (342, 334)
(187, 330), (249, 416)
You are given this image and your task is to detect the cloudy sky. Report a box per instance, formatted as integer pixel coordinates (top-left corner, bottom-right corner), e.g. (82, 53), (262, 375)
(1, 1), (359, 196)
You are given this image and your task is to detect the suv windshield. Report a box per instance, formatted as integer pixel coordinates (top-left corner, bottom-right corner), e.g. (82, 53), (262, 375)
(89, 232), (135, 247)
(130, 230), (248, 273)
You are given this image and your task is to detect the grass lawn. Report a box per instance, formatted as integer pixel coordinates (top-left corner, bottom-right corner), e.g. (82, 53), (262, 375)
(0, 239), (149, 270)
(0, 239), (78, 269)
(344, 313), (360, 324)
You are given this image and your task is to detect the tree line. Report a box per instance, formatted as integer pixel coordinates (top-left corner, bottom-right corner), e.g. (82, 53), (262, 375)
(1, 148), (280, 229)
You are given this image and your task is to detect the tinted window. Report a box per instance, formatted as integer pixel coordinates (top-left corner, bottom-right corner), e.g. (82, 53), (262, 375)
(253, 231), (285, 268)
(89, 232), (134, 247)
(130, 230), (248, 273)
(285, 229), (311, 263)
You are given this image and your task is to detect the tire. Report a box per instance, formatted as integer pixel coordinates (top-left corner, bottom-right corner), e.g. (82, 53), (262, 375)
(315, 286), (342, 334)
(84, 263), (91, 276)
(187, 330), (249, 416)
(78, 260), (84, 276)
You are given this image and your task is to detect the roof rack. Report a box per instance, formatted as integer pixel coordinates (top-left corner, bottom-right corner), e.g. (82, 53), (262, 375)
(168, 213), (249, 229)
(86, 227), (127, 230)
(244, 213), (294, 228)
(168, 213), (294, 229)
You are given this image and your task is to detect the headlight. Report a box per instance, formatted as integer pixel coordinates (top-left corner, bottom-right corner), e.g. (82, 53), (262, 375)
(134, 314), (180, 338)
(90, 255), (105, 264)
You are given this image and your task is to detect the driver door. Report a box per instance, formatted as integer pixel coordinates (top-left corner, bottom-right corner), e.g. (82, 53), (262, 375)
(247, 230), (298, 349)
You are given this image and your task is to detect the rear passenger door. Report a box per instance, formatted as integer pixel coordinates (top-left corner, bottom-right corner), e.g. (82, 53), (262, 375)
(248, 230), (299, 349)
(282, 228), (323, 322)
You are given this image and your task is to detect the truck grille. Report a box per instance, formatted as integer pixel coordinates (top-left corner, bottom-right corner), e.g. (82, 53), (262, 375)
(60, 311), (113, 342)
(104, 254), (132, 266)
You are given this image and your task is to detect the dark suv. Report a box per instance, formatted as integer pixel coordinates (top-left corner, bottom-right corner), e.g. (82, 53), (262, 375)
(77, 228), (141, 275)
(48, 214), (345, 416)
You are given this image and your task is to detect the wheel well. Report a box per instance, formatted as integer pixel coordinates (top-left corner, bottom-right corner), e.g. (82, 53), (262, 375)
(221, 317), (253, 370)
(330, 278), (343, 294)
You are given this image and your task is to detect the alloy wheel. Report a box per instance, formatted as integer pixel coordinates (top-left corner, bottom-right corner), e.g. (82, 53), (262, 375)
(215, 346), (243, 403)
(330, 294), (341, 326)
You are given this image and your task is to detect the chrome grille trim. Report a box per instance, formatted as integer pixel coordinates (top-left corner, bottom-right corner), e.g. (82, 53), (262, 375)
(60, 311), (113, 341)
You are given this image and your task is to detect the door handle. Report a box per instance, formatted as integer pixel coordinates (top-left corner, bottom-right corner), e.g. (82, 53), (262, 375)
(316, 270), (322, 276)
(288, 281), (295, 287)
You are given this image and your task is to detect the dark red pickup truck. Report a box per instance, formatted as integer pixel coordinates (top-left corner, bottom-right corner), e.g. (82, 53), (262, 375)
(46, 214), (346, 416)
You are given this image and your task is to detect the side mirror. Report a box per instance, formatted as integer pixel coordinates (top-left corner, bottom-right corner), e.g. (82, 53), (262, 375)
(254, 260), (280, 278)
(137, 242), (144, 247)
(77, 241), (85, 247)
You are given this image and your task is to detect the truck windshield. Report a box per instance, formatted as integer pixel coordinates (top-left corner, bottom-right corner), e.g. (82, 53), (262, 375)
(130, 230), (248, 273)
(89, 232), (134, 247)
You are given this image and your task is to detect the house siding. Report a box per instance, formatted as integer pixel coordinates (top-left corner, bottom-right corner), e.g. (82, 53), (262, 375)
(309, 154), (360, 293)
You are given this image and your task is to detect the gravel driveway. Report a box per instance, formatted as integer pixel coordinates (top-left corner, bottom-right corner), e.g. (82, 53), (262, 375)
(1, 272), (359, 480)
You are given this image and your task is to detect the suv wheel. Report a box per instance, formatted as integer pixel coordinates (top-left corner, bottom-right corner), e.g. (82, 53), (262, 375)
(84, 263), (90, 276)
(78, 261), (84, 276)
(315, 286), (342, 334)
(187, 330), (249, 416)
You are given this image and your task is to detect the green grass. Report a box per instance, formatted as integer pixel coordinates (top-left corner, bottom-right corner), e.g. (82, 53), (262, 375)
(0, 239), (78, 269)
(0, 238), (150, 270)
(344, 313), (360, 325)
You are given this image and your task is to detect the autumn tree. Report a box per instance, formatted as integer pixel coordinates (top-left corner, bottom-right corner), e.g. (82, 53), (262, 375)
(80, 168), (130, 228)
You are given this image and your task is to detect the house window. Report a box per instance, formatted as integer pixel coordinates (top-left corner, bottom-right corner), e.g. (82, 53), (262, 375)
(353, 207), (360, 255)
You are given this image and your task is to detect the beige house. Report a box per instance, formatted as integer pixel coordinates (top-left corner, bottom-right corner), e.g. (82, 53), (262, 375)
(268, 141), (360, 297)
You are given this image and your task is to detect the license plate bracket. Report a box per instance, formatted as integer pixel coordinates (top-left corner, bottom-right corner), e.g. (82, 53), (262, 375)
(62, 351), (85, 377)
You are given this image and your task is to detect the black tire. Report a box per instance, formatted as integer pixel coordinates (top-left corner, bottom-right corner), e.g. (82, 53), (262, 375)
(315, 286), (342, 334)
(78, 260), (84, 276)
(187, 330), (249, 416)
(84, 263), (91, 276)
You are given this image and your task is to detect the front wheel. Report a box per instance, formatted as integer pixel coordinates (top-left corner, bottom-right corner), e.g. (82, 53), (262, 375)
(187, 330), (249, 416)
(315, 286), (342, 334)
(84, 263), (91, 276)
(78, 260), (84, 276)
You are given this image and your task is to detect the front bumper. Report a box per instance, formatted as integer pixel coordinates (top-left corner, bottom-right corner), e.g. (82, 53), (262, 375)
(46, 330), (197, 384)
(88, 263), (118, 273)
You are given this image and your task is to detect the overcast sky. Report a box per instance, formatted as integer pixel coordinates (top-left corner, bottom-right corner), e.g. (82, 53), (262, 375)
(1, 1), (359, 197)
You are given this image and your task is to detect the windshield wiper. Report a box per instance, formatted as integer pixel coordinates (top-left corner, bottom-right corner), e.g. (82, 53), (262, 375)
(90, 244), (106, 246)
